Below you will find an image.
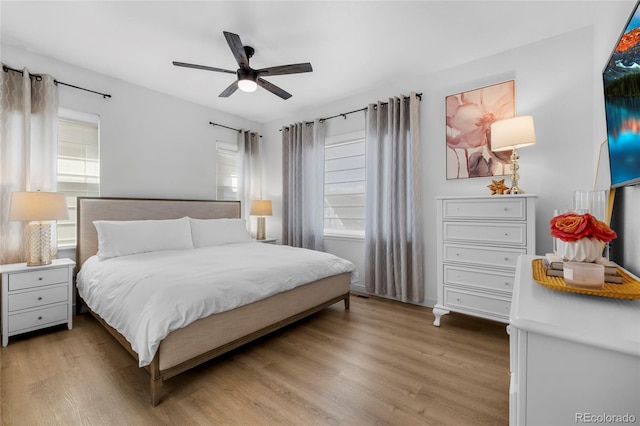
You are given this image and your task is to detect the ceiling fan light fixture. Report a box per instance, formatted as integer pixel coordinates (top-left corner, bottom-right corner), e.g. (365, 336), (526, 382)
(238, 78), (258, 92)
(237, 69), (258, 92)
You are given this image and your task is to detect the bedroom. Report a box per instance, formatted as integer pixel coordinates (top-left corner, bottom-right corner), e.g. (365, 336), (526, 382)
(1, 1), (639, 424)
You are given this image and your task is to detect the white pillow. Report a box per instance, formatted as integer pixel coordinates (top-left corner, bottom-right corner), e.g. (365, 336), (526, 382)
(93, 217), (193, 260)
(189, 217), (252, 248)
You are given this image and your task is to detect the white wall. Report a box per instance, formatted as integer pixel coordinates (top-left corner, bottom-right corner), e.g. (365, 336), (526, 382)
(2, 44), (260, 200)
(261, 8), (635, 307)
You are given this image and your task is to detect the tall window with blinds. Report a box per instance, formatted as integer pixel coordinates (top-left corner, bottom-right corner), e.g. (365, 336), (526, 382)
(324, 131), (366, 237)
(56, 112), (100, 246)
(216, 142), (239, 200)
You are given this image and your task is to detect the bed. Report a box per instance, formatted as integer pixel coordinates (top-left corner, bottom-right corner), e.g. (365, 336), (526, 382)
(75, 197), (353, 406)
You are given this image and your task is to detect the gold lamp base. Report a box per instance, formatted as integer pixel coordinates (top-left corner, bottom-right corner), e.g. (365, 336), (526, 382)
(26, 222), (53, 266)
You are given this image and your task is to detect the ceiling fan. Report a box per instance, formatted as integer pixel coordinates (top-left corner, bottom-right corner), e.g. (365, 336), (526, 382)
(173, 31), (313, 100)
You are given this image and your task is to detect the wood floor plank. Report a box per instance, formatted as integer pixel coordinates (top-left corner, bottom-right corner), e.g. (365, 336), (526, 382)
(1, 294), (509, 425)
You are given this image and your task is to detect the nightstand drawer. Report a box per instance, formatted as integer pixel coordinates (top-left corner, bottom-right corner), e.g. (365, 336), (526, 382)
(8, 304), (68, 333)
(442, 198), (526, 220)
(8, 284), (68, 312)
(444, 243), (526, 269)
(8, 267), (68, 291)
(443, 222), (527, 245)
(444, 287), (511, 317)
(443, 265), (514, 293)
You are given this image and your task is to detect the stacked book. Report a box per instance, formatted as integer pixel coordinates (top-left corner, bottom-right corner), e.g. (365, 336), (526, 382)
(543, 253), (623, 284)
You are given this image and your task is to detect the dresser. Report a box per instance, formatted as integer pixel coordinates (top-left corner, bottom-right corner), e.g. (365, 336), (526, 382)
(434, 195), (536, 326)
(1, 258), (75, 346)
(509, 255), (640, 425)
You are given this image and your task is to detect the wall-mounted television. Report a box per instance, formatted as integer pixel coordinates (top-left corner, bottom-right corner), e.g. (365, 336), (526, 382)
(603, 0), (640, 188)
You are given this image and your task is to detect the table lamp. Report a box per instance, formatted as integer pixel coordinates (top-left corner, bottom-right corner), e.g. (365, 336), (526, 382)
(8, 191), (69, 266)
(250, 200), (272, 240)
(490, 115), (537, 194)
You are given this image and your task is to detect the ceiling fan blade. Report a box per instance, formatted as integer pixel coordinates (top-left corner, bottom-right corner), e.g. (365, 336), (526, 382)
(223, 31), (249, 68)
(172, 61), (236, 74)
(219, 81), (239, 97)
(256, 63), (313, 76)
(257, 78), (292, 100)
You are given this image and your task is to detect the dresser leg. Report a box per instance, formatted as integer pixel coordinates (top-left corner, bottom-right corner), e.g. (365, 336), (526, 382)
(432, 306), (450, 326)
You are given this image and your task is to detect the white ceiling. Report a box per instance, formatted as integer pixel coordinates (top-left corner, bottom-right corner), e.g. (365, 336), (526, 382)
(0, 1), (628, 123)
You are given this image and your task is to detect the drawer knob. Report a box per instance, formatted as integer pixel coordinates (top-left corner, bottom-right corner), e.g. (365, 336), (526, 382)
(37, 297), (43, 301)
(38, 277), (43, 281)
(37, 316), (43, 320)
(504, 257), (510, 261)
(505, 282), (510, 287)
(456, 298), (461, 302)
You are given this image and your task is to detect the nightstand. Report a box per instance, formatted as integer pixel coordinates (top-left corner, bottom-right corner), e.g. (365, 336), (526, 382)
(1, 258), (75, 347)
(255, 238), (277, 244)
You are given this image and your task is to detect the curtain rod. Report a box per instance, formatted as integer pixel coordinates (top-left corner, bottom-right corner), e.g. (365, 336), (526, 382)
(2, 65), (112, 99)
(319, 93), (422, 123)
(209, 121), (262, 138)
(280, 92), (423, 131)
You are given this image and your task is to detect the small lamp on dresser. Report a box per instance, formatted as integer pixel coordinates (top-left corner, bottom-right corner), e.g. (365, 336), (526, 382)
(250, 199), (272, 240)
(8, 191), (69, 266)
(490, 115), (537, 195)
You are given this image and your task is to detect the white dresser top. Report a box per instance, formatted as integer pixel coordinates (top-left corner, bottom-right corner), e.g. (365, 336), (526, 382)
(435, 194), (537, 200)
(511, 255), (640, 357)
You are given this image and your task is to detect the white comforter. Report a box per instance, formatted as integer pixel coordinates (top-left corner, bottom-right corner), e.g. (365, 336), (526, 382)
(77, 242), (356, 367)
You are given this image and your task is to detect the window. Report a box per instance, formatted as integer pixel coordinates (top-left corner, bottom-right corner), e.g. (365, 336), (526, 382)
(324, 130), (366, 237)
(56, 110), (100, 246)
(216, 142), (239, 200)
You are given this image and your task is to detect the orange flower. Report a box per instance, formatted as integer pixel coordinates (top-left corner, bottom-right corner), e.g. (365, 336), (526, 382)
(550, 212), (617, 243)
(587, 215), (618, 242)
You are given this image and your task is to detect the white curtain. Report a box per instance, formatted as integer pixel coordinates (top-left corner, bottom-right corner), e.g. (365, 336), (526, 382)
(365, 92), (424, 303)
(0, 66), (59, 264)
(237, 130), (261, 236)
(282, 120), (325, 250)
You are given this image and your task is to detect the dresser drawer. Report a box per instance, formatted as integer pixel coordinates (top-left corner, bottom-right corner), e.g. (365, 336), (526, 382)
(444, 243), (526, 269)
(8, 267), (68, 291)
(444, 264), (514, 293)
(8, 304), (68, 333)
(444, 287), (511, 318)
(8, 284), (68, 312)
(442, 198), (526, 220)
(443, 222), (527, 245)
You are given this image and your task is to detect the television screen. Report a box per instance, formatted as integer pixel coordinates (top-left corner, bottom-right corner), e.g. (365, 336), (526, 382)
(603, 0), (640, 188)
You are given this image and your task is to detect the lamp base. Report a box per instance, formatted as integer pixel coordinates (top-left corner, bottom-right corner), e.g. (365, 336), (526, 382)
(25, 222), (53, 267)
(506, 148), (524, 195)
(256, 216), (266, 240)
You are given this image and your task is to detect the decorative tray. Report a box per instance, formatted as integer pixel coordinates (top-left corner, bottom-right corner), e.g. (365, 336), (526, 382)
(531, 259), (640, 300)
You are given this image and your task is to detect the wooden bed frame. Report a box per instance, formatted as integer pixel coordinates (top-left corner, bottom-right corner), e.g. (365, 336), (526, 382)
(75, 197), (351, 406)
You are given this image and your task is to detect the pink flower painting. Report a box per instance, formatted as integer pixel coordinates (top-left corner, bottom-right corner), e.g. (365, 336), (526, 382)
(446, 80), (515, 179)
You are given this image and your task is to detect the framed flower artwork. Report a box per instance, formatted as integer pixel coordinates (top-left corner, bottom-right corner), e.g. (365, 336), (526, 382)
(446, 80), (515, 179)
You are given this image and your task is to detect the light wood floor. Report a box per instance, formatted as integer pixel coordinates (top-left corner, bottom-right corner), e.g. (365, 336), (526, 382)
(1, 294), (510, 425)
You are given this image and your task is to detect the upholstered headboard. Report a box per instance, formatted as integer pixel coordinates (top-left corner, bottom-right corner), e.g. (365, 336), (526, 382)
(76, 197), (241, 269)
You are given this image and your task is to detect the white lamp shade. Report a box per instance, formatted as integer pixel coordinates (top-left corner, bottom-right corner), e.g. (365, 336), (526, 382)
(250, 200), (272, 216)
(490, 116), (537, 152)
(8, 191), (69, 222)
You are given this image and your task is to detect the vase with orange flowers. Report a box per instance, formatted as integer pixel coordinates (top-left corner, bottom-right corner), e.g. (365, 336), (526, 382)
(550, 212), (618, 262)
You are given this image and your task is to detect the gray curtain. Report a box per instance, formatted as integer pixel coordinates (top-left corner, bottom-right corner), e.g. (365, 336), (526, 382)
(0, 66), (59, 264)
(282, 120), (325, 250)
(365, 92), (423, 303)
(237, 130), (261, 235)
